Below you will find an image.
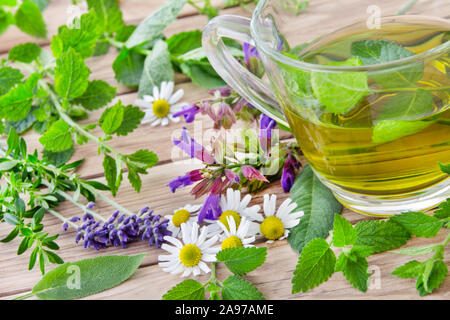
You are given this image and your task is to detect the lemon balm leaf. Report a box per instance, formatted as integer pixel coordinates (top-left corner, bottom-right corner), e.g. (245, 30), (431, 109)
(115, 105), (145, 136)
(392, 260), (423, 279)
(390, 211), (443, 238)
(354, 220), (410, 253)
(73, 80), (117, 111)
(39, 119), (73, 152)
(162, 279), (205, 300)
(0, 67), (24, 96)
(54, 48), (91, 99)
(335, 253), (370, 292)
(372, 120), (431, 143)
(351, 40), (423, 87)
(15, 1), (47, 38)
(332, 213), (356, 247)
(311, 57), (369, 114)
(292, 238), (336, 293)
(86, 0), (123, 33)
(222, 276), (265, 300)
(32, 254), (145, 300)
(217, 247), (267, 276)
(138, 40), (173, 98)
(439, 162), (450, 174)
(99, 101), (125, 135)
(377, 90), (434, 122)
(113, 48), (145, 87)
(8, 43), (41, 63)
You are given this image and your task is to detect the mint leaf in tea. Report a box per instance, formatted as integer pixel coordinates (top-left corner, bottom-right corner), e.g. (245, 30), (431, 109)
(280, 18), (449, 195)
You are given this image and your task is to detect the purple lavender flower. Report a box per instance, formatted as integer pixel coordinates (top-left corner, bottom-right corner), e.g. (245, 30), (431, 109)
(198, 193), (222, 222)
(63, 208), (172, 250)
(281, 154), (302, 192)
(259, 114), (277, 152)
(173, 105), (200, 123)
(173, 127), (215, 164)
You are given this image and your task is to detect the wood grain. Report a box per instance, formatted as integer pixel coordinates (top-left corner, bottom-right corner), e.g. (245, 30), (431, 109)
(0, 0), (448, 300)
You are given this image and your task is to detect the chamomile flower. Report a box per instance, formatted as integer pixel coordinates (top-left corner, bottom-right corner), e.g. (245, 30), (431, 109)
(260, 194), (303, 243)
(165, 204), (202, 238)
(158, 222), (220, 277)
(135, 81), (187, 127)
(207, 188), (263, 237)
(217, 216), (255, 249)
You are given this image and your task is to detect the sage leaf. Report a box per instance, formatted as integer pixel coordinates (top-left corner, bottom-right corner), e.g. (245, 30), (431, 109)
(222, 276), (265, 300)
(292, 238), (336, 293)
(351, 40), (423, 87)
(311, 57), (369, 114)
(162, 279), (205, 300)
(125, 0), (188, 48)
(138, 40), (173, 98)
(287, 164), (342, 253)
(32, 254), (145, 300)
(15, 0), (47, 38)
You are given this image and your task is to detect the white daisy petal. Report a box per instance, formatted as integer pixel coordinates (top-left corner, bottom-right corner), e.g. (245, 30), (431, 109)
(153, 85), (160, 100)
(161, 244), (179, 255)
(165, 81), (174, 100)
(164, 236), (183, 248)
(198, 261), (211, 273)
(161, 117), (169, 126)
(169, 88), (184, 104)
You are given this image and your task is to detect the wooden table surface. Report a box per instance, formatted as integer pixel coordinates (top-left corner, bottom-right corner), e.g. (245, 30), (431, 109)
(0, 0), (449, 300)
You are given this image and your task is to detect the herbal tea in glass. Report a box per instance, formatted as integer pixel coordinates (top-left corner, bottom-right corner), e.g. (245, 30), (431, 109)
(279, 17), (449, 214)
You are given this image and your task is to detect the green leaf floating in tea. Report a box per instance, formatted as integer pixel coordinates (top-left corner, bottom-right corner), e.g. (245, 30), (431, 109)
(311, 57), (369, 114)
(351, 39), (424, 87)
(372, 120), (430, 144)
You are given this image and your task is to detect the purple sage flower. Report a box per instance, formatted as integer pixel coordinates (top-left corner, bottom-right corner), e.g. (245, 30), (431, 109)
(241, 165), (269, 183)
(281, 154), (302, 192)
(173, 127), (215, 164)
(168, 170), (203, 193)
(198, 193), (222, 222)
(243, 42), (264, 77)
(173, 105), (200, 123)
(259, 114), (277, 152)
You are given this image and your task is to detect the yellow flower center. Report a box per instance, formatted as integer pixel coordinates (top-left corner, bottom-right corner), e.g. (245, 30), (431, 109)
(221, 236), (243, 249)
(219, 210), (241, 231)
(179, 244), (202, 267)
(172, 209), (190, 227)
(260, 216), (284, 240)
(152, 99), (170, 118)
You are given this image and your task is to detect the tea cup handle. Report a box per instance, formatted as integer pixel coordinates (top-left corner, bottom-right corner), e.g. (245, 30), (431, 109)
(202, 15), (289, 128)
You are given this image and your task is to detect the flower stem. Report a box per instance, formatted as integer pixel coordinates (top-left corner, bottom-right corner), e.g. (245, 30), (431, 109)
(104, 34), (152, 56)
(47, 208), (79, 229)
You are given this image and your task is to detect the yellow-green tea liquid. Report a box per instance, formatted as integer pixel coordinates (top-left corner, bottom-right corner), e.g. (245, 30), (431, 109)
(284, 20), (450, 196)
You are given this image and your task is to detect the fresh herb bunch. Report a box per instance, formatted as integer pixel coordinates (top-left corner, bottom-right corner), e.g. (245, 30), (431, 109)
(163, 247), (267, 300)
(0, 9), (158, 195)
(0, 0), (48, 38)
(0, 128), (165, 272)
(289, 164), (449, 296)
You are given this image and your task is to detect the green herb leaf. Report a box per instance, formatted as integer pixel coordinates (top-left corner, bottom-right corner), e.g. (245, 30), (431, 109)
(138, 40), (173, 98)
(51, 11), (102, 59)
(416, 260), (447, 296)
(8, 42), (41, 63)
(113, 48), (145, 87)
(29, 0), (49, 10)
(39, 119), (73, 152)
(292, 238), (336, 293)
(127, 149), (158, 169)
(32, 254), (145, 300)
(115, 105), (145, 136)
(4, 109), (36, 133)
(42, 146), (75, 166)
(15, 0), (47, 38)
(103, 155), (119, 196)
(0, 8), (14, 35)
(439, 162), (450, 174)
(335, 253), (370, 292)
(73, 80), (117, 111)
(288, 164), (342, 253)
(54, 48), (91, 99)
(354, 220), (410, 253)
(180, 61), (227, 90)
(222, 275), (265, 300)
(217, 247), (267, 275)
(0, 67), (24, 96)
(126, 165), (142, 192)
(125, 0), (188, 48)
(311, 57), (368, 114)
(434, 198), (450, 219)
(99, 101), (125, 135)
(377, 90), (434, 122)
(372, 120), (430, 144)
(390, 211), (443, 238)
(0, 73), (39, 121)
(392, 260), (423, 279)
(351, 40), (423, 87)
(0, 0), (17, 7)
(167, 30), (202, 57)
(332, 213), (356, 247)
(163, 279), (205, 300)
(86, 0), (123, 33)
(390, 244), (437, 256)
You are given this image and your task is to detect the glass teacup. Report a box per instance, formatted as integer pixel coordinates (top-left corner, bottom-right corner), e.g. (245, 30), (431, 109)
(202, 0), (450, 216)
